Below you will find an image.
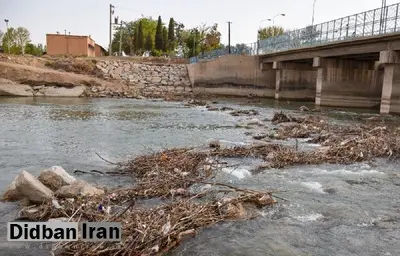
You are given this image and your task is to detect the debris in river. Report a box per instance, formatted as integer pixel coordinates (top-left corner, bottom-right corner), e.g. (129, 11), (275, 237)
(230, 109), (259, 116)
(185, 99), (207, 106)
(299, 105), (310, 112)
(14, 147), (277, 255)
(271, 111), (299, 124)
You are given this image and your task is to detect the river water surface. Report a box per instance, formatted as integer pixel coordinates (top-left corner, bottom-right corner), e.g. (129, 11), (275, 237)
(0, 97), (399, 256)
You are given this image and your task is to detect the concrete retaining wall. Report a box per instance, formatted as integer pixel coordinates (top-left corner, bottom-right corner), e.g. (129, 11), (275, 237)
(187, 55), (276, 97)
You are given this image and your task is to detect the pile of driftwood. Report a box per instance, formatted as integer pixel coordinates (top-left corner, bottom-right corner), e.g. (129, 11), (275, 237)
(214, 112), (400, 169)
(22, 148), (277, 256)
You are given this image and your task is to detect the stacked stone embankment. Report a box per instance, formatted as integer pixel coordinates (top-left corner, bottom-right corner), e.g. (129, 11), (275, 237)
(95, 60), (192, 97)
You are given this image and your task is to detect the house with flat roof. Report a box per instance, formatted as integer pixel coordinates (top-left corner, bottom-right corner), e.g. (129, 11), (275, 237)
(46, 33), (106, 57)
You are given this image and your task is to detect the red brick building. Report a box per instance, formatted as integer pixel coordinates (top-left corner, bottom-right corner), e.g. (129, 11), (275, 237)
(46, 34), (106, 57)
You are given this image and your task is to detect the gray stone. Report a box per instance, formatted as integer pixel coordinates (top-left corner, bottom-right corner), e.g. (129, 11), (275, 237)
(42, 86), (85, 97)
(15, 171), (54, 204)
(38, 166), (76, 191)
(55, 180), (104, 198)
(0, 78), (33, 96)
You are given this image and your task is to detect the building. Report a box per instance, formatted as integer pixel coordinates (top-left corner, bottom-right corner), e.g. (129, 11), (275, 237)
(46, 34), (105, 57)
(95, 43), (107, 57)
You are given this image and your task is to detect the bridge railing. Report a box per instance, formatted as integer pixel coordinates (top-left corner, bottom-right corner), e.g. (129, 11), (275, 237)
(190, 3), (400, 63)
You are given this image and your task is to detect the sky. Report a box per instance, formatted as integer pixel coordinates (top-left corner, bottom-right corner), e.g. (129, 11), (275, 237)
(0, 0), (397, 49)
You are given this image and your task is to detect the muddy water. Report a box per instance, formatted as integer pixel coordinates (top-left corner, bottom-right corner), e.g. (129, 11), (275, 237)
(0, 97), (399, 256)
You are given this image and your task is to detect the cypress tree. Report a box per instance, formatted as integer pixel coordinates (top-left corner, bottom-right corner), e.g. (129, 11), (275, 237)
(145, 33), (153, 51)
(162, 26), (168, 52)
(167, 18), (175, 51)
(137, 21), (144, 53)
(155, 16), (163, 50)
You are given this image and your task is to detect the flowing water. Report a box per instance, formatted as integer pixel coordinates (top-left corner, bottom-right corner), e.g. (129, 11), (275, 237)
(0, 97), (399, 256)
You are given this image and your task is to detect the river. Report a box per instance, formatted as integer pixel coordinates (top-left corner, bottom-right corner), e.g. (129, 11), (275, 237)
(0, 97), (399, 256)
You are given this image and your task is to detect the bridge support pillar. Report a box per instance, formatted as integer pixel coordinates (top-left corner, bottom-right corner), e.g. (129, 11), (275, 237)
(379, 50), (400, 114)
(312, 56), (382, 108)
(272, 60), (316, 100)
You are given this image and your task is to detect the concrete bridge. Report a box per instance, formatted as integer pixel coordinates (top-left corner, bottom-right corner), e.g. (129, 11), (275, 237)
(187, 32), (400, 114)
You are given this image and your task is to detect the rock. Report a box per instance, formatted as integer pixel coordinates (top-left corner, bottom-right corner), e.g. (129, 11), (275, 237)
(2, 175), (20, 201)
(247, 118), (264, 126)
(55, 180), (104, 198)
(253, 133), (268, 140)
(15, 171), (54, 204)
(209, 140), (221, 149)
(42, 86), (85, 97)
(207, 107), (219, 111)
(0, 78), (33, 96)
(38, 166), (76, 191)
(299, 105), (310, 112)
(220, 107), (234, 111)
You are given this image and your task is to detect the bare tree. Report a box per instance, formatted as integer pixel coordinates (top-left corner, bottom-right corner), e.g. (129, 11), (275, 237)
(14, 27), (30, 54)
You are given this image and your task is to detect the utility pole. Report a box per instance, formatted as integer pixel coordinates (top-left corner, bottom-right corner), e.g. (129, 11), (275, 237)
(119, 20), (123, 56)
(227, 21), (232, 54)
(109, 4), (115, 56)
(4, 19), (9, 54)
(193, 29), (196, 57)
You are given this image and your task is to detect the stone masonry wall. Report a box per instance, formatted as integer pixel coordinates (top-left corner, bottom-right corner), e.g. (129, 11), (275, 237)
(96, 60), (192, 97)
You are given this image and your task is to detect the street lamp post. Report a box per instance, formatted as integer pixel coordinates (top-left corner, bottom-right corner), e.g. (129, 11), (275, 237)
(4, 19), (9, 54)
(272, 13), (285, 25)
(257, 14), (285, 54)
(311, 0), (317, 27)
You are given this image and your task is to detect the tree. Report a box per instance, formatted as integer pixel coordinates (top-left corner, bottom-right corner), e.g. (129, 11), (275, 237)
(14, 27), (30, 54)
(258, 26), (284, 40)
(137, 21), (145, 53)
(2, 28), (17, 54)
(155, 16), (163, 50)
(145, 33), (153, 51)
(0, 30), (3, 45)
(183, 23), (222, 57)
(162, 26), (168, 52)
(111, 17), (157, 55)
(25, 43), (44, 56)
(167, 18), (175, 51)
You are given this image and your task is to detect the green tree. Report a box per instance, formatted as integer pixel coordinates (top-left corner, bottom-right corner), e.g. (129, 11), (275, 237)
(258, 26), (284, 40)
(137, 21), (145, 53)
(14, 27), (30, 54)
(167, 18), (175, 51)
(25, 43), (44, 56)
(145, 33), (153, 51)
(111, 18), (157, 55)
(162, 26), (168, 52)
(183, 23), (222, 57)
(155, 16), (163, 50)
(2, 28), (18, 54)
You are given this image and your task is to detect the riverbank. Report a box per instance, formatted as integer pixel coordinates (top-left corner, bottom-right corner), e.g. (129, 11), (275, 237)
(2, 99), (400, 255)
(0, 55), (193, 100)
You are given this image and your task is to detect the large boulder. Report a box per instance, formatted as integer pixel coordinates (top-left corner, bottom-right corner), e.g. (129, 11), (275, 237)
(2, 176), (20, 201)
(0, 78), (33, 96)
(55, 180), (104, 198)
(42, 86), (85, 97)
(38, 166), (76, 191)
(15, 171), (54, 204)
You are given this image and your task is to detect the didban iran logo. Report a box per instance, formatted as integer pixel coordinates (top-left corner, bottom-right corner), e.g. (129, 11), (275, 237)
(7, 222), (122, 242)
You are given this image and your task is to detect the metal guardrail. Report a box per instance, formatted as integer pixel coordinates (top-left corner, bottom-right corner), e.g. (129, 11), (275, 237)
(190, 3), (400, 63)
